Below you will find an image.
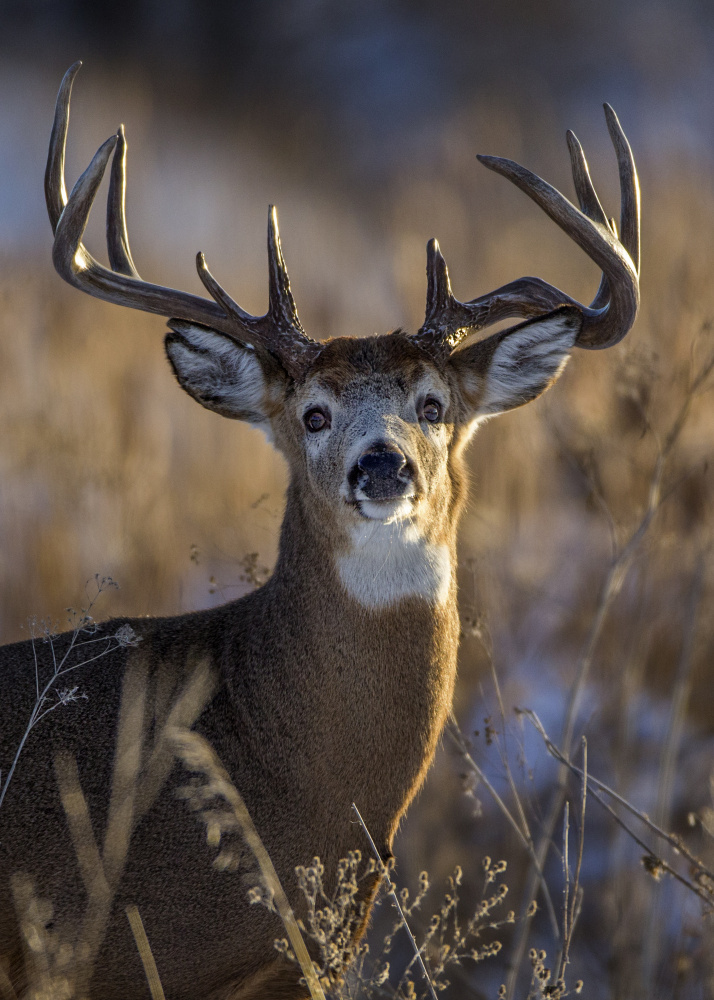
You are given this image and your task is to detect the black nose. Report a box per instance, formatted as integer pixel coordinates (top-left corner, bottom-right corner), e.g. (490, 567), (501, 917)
(357, 445), (407, 478)
(352, 444), (411, 501)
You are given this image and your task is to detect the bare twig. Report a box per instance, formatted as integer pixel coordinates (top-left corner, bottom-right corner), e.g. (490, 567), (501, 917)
(522, 710), (714, 906)
(351, 802), (439, 1000)
(0, 577), (139, 813)
(654, 556), (704, 833)
(488, 661), (539, 878)
(556, 739), (587, 986)
(521, 708), (714, 884)
(559, 803), (570, 980)
(447, 714), (560, 938)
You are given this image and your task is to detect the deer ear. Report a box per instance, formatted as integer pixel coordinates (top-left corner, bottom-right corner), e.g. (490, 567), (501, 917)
(450, 306), (581, 420)
(165, 320), (283, 425)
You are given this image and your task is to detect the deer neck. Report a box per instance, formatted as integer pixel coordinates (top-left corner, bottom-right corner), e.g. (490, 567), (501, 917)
(272, 479), (459, 614)
(241, 480), (461, 847)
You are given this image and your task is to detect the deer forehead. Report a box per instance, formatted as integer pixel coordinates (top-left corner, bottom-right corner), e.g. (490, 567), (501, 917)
(295, 361), (452, 425)
(298, 334), (448, 398)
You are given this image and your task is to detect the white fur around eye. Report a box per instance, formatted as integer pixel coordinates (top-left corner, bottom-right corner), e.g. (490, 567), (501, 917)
(478, 311), (578, 415)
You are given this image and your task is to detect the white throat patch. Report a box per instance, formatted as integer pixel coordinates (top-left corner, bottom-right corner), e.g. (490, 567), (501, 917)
(337, 521), (452, 610)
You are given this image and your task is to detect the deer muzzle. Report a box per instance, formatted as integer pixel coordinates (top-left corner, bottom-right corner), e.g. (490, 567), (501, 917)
(351, 443), (414, 502)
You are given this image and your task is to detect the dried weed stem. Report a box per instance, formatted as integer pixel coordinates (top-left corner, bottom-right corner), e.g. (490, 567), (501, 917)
(522, 709), (714, 908)
(125, 906), (166, 1000)
(352, 802), (439, 1000)
(170, 727), (326, 1000)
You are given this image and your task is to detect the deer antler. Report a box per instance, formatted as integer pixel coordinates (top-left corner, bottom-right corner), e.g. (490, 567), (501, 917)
(415, 104), (640, 353)
(45, 63), (321, 379)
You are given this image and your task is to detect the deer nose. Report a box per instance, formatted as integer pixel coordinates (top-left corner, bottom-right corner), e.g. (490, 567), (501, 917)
(351, 443), (412, 502)
(357, 444), (407, 478)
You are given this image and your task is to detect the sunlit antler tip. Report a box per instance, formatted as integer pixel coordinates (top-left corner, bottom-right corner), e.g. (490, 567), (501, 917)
(269, 206), (282, 246)
(195, 252), (211, 282)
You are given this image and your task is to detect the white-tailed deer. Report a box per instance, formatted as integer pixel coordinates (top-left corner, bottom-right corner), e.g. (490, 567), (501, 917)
(0, 63), (639, 999)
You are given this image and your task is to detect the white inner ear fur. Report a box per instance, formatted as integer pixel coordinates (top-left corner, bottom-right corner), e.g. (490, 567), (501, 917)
(478, 311), (579, 416)
(337, 520), (452, 609)
(166, 322), (271, 429)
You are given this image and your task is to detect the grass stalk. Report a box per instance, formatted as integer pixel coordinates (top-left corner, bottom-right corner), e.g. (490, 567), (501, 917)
(352, 802), (439, 1000)
(125, 906), (166, 1000)
(170, 727), (327, 1000)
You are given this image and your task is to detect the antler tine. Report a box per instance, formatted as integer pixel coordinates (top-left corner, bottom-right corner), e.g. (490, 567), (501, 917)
(196, 210), (322, 378)
(47, 64), (321, 377)
(418, 239), (488, 349)
(415, 105), (640, 353)
(51, 130), (232, 331)
(107, 124), (141, 278)
(424, 239), (452, 318)
(566, 130), (610, 228)
(196, 256), (310, 379)
(474, 154), (632, 286)
(196, 251), (255, 324)
(566, 129), (611, 311)
(604, 103), (640, 275)
(53, 133), (119, 277)
(267, 206), (303, 333)
(45, 60), (82, 234)
(424, 239), (454, 325)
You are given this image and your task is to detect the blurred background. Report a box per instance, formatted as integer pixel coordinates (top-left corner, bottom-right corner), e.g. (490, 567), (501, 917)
(2, 2), (714, 997)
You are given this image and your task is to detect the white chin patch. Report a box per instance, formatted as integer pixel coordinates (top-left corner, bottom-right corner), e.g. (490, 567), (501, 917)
(337, 520), (452, 610)
(357, 497), (414, 523)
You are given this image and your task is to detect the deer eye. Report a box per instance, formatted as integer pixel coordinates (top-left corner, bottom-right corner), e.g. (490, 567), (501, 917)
(304, 407), (330, 432)
(422, 398), (442, 423)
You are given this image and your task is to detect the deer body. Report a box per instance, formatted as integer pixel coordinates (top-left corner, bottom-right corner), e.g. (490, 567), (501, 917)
(0, 543), (457, 999)
(0, 65), (640, 999)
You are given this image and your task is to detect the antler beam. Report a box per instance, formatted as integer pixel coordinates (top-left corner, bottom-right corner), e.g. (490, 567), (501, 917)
(415, 104), (640, 353)
(45, 63), (321, 379)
